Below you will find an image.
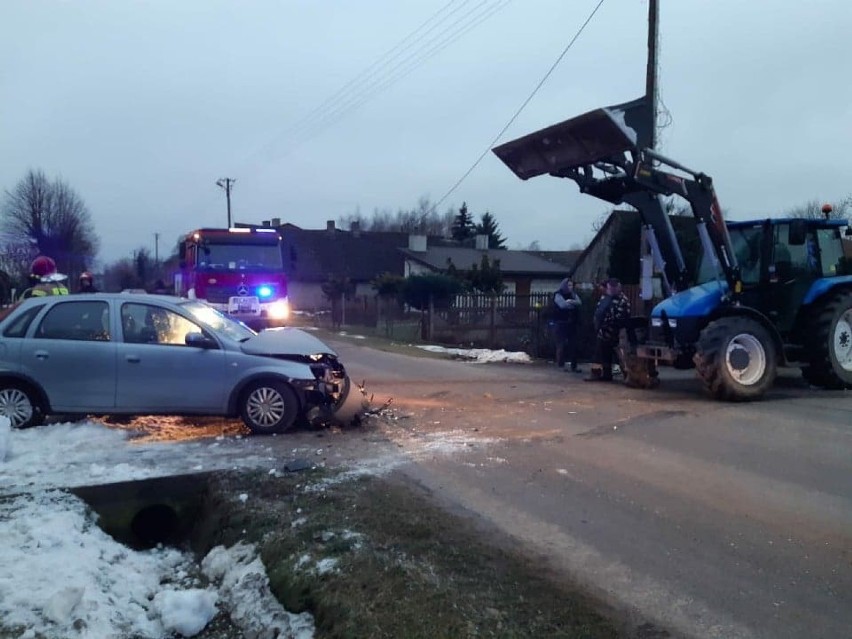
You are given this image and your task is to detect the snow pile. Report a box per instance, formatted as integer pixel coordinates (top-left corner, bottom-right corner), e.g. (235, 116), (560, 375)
(202, 543), (315, 639)
(0, 491), (317, 638)
(416, 345), (532, 364)
(0, 490), (216, 638)
(0, 420), (279, 496)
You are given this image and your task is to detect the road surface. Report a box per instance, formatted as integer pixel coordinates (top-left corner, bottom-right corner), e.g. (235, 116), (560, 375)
(329, 336), (852, 639)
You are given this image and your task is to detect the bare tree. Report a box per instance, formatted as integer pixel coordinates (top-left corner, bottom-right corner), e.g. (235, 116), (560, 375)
(784, 196), (851, 221)
(2, 169), (99, 282)
(338, 196), (454, 236)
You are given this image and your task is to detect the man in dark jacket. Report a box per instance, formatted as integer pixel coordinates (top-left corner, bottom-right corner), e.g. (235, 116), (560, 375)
(586, 277), (630, 382)
(551, 278), (582, 372)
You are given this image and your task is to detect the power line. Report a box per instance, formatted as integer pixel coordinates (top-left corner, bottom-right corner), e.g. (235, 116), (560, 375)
(252, 0), (470, 153)
(243, 0), (511, 168)
(431, 0), (607, 213)
(283, 0), (512, 153)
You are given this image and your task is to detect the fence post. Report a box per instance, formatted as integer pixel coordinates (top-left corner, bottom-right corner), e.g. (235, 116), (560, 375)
(428, 294), (434, 342)
(489, 296), (496, 348)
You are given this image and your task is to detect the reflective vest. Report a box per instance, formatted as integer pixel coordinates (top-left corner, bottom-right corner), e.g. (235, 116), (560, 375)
(22, 283), (69, 299)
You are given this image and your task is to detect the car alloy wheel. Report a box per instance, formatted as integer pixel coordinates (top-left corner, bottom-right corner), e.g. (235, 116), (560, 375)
(240, 380), (299, 435)
(0, 387), (36, 429)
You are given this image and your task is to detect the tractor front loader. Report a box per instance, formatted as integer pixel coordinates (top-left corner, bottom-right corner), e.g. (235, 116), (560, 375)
(493, 97), (852, 400)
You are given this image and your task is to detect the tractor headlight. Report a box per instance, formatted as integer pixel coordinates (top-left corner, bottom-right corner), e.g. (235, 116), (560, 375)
(651, 317), (677, 328)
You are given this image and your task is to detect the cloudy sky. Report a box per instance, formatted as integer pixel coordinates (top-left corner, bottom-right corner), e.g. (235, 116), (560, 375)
(2, 0), (851, 266)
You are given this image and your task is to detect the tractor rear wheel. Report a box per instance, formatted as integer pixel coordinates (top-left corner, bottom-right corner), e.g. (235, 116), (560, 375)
(801, 291), (852, 389)
(693, 316), (776, 401)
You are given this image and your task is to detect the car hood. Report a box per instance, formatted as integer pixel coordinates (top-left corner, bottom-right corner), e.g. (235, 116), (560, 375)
(239, 327), (339, 358)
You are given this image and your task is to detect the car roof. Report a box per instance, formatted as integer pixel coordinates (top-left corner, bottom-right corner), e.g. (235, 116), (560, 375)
(13, 293), (184, 309)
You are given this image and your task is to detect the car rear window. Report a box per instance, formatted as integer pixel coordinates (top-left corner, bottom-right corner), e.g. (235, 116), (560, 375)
(2, 304), (45, 338)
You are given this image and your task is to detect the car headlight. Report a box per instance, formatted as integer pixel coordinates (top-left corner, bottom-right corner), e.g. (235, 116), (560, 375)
(267, 300), (289, 320)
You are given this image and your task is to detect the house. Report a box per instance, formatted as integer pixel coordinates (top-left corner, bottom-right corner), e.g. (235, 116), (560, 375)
(400, 234), (569, 295)
(274, 220), (414, 310)
(242, 219), (578, 311)
(569, 210), (701, 290)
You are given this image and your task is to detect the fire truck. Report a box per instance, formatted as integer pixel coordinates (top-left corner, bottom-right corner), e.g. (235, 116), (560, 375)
(174, 227), (289, 328)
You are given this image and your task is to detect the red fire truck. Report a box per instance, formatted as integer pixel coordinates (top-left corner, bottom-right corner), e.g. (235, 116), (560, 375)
(174, 227), (289, 328)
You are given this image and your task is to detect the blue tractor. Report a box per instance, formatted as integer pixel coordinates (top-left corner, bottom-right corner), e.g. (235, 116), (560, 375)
(493, 97), (852, 400)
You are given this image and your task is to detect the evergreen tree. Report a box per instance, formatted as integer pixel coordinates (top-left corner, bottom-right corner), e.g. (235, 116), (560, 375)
(451, 202), (476, 243)
(466, 255), (505, 295)
(475, 211), (506, 249)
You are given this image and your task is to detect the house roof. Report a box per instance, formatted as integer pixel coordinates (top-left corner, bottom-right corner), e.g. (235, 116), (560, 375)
(280, 228), (410, 282)
(524, 250), (582, 269)
(401, 246), (567, 276)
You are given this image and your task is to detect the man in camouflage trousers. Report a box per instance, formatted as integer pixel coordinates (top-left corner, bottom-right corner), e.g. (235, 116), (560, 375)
(586, 277), (630, 382)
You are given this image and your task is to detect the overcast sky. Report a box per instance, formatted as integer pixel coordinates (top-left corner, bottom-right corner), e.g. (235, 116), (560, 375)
(2, 0), (851, 266)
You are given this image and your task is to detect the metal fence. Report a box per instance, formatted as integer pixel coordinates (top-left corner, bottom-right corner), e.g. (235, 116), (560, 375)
(310, 286), (650, 359)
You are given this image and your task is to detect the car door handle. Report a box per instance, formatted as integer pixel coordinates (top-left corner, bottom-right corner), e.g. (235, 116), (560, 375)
(125, 355), (141, 363)
(34, 350), (49, 360)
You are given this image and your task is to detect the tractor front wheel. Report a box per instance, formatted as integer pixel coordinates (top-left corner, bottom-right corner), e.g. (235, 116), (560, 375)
(693, 317), (776, 401)
(801, 291), (852, 389)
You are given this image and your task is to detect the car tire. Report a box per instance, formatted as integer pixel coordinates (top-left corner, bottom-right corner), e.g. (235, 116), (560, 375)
(0, 383), (44, 429)
(239, 380), (300, 435)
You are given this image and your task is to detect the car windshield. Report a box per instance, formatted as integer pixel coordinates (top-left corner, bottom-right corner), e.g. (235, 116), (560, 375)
(196, 243), (282, 271)
(180, 300), (257, 341)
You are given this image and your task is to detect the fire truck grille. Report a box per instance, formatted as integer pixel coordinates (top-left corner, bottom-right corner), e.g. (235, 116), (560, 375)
(204, 285), (242, 303)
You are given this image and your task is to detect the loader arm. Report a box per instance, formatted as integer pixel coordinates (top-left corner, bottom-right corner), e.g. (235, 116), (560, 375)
(492, 97), (740, 295)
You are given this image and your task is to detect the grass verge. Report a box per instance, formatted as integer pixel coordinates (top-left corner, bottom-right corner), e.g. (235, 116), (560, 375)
(193, 469), (629, 639)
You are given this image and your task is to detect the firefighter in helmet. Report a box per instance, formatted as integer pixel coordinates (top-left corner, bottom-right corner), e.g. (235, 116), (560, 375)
(21, 256), (69, 299)
(78, 271), (98, 294)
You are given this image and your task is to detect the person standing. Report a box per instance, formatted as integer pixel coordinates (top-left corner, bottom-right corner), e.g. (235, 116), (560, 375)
(551, 278), (582, 372)
(21, 256), (69, 299)
(586, 277), (630, 382)
(78, 271), (98, 293)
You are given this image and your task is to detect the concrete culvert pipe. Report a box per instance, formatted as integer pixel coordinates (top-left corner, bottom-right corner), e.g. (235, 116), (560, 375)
(130, 503), (179, 548)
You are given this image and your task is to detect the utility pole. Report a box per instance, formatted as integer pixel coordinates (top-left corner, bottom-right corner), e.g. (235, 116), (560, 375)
(645, 0), (659, 150)
(216, 178), (236, 227)
(154, 232), (160, 264)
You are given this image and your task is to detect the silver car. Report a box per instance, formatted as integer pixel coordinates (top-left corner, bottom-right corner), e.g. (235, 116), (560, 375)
(0, 294), (349, 434)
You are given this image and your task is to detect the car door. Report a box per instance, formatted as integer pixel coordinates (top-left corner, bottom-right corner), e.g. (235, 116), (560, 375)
(115, 301), (227, 412)
(19, 299), (116, 411)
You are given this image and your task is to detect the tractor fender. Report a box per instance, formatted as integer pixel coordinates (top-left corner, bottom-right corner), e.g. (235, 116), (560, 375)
(704, 305), (786, 365)
(802, 276), (852, 305)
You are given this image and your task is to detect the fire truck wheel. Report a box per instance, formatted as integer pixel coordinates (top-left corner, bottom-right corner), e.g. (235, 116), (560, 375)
(239, 380), (300, 435)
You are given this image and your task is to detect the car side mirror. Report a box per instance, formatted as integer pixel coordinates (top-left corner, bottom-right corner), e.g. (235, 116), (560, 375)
(185, 332), (216, 348)
(788, 220), (807, 246)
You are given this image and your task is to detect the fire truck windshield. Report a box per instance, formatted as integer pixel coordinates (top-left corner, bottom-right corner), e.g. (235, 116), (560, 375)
(196, 243), (283, 271)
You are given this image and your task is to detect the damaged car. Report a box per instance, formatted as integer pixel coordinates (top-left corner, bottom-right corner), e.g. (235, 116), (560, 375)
(0, 294), (349, 434)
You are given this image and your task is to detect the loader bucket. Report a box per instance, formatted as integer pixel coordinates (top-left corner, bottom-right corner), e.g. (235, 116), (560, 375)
(492, 96), (652, 180)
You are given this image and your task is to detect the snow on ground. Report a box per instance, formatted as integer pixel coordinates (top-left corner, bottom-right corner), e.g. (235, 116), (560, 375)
(0, 489), (312, 639)
(416, 344), (533, 363)
(0, 406), (500, 638)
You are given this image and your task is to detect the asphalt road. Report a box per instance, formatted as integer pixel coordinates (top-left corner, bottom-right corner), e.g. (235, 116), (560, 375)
(328, 336), (852, 639)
